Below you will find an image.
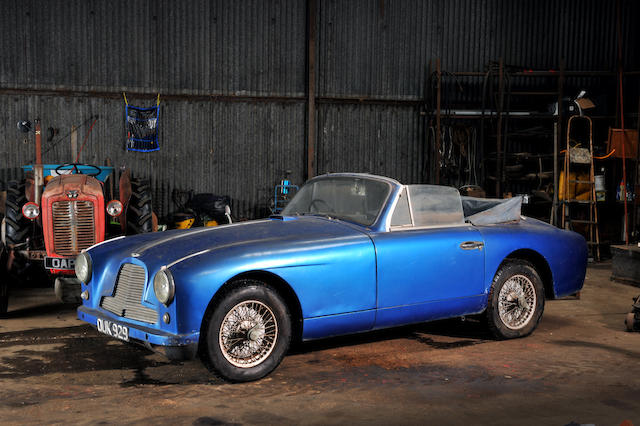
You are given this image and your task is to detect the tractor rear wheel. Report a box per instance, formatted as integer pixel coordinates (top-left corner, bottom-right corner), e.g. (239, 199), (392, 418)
(0, 243), (9, 316)
(5, 180), (29, 246)
(127, 179), (153, 234)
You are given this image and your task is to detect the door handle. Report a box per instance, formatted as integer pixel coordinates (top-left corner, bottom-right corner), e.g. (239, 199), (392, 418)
(460, 241), (484, 250)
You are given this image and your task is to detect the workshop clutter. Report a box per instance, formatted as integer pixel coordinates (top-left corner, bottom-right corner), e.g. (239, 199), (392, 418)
(168, 189), (232, 229)
(559, 170), (592, 201)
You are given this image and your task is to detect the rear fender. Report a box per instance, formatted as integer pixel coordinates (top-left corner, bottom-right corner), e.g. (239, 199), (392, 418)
(479, 223), (587, 299)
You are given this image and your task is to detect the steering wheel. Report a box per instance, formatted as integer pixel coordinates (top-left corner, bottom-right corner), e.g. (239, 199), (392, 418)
(309, 198), (333, 213)
(55, 163), (102, 177)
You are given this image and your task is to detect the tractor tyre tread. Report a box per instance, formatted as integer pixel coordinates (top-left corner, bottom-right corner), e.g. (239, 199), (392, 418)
(126, 179), (153, 235)
(5, 181), (29, 246)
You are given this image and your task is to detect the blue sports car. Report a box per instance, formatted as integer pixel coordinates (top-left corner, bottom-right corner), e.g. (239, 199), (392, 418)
(76, 173), (587, 381)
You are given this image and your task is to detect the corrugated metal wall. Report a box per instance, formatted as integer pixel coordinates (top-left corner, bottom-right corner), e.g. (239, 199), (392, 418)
(0, 0), (307, 95)
(0, 95), (306, 219)
(317, 104), (424, 184)
(317, 0), (639, 99)
(1, 0), (638, 219)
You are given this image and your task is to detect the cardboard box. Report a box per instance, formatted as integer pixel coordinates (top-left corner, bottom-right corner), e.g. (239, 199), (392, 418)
(607, 128), (638, 159)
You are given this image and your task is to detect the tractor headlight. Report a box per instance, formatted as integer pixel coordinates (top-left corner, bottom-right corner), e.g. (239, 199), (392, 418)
(22, 202), (40, 220)
(75, 252), (92, 283)
(106, 200), (123, 217)
(153, 268), (175, 306)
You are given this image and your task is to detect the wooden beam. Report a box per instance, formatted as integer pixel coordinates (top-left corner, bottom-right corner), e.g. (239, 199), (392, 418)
(306, 0), (317, 179)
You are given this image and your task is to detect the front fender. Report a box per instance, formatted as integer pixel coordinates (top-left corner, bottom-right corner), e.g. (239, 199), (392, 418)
(169, 234), (377, 335)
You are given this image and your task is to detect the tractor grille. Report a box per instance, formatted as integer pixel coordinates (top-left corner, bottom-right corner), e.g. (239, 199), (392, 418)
(52, 201), (96, 256)
(101, 263), (157, 324)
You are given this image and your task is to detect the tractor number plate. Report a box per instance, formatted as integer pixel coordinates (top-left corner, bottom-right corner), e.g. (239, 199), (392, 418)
(97, 318), (129, 342)
(44, 256), (75, 271)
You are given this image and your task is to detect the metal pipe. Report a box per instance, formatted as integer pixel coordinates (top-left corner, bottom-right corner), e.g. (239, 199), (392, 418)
(451, 70), (622, 77)
(616, 0), (629, 244)
(551, 122), (558, 226)
(555, 61), (565, 227)
(634, 97), (640, 237)
(34, 119), (43, 203)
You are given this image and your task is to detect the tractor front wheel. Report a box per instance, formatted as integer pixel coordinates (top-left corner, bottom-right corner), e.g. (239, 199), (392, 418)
(127, 179), (153, 234)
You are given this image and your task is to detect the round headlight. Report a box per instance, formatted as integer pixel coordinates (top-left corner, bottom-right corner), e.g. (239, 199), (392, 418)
(106, 200), (123, 217)
(75, 252), (92, 283)
(154, 268), (175, 305)
(22, 202), (40, 220)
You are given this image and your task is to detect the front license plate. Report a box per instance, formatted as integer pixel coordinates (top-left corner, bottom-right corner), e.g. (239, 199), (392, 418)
(44, 256), (75, 270)
(96, 318), (129, 342)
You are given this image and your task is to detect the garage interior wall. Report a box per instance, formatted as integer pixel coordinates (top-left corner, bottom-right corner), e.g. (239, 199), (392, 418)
(1, 0), (638, 219)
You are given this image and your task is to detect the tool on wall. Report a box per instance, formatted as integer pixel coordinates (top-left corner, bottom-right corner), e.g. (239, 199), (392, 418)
(124, 92), (160, 152)
(39, 115), (99, 158)
(427, 124), (478, 189)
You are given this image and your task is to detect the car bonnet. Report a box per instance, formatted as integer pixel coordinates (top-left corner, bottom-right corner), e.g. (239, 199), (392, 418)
(88, 216), (370, 271)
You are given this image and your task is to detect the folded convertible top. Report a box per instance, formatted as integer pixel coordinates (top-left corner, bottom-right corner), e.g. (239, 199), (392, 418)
(461, 196), (523, 225)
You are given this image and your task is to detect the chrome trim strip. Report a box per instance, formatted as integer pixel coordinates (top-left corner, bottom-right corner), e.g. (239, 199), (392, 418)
(389, 223), (471, 232)
(166, 249), (212, 268)
(383, 189), (402, 232)
(84, 235), (125, 252)
(163, 234), (289, 269)
(406, 186), (416, 226)
(312, 172), (401, 187)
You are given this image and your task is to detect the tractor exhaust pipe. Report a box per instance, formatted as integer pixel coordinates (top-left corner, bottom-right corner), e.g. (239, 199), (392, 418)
(34, 119), (44, 203)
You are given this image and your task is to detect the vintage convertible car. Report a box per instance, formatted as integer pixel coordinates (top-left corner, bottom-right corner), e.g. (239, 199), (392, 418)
(76, 173), (587, 381)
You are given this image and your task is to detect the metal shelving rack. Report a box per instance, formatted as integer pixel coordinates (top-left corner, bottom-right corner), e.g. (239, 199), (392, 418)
(427, 59), (640, 238)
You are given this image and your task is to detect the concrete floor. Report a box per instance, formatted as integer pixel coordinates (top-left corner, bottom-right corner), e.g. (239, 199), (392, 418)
(0, 263), (639, 425)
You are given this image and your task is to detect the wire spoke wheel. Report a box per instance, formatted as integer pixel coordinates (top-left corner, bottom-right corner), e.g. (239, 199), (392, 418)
(497, 274), (536, 330)
(218, 300), (278, 368)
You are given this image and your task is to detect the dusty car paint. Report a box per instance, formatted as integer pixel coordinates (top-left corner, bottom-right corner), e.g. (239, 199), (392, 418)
(77, 173), (587, 356)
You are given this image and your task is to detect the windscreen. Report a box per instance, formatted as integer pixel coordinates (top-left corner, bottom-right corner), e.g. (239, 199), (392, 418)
(282, 176), (391, 226)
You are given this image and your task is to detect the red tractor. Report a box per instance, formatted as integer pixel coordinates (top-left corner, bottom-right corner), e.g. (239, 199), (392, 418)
(0, 162), (153, 315)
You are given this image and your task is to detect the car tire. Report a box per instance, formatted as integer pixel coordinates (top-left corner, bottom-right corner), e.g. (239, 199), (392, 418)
(5, 180), (29, 246)
(485, 260), (544, 339)
(201, 280), (291, 382)
(126, 179), (153, 234)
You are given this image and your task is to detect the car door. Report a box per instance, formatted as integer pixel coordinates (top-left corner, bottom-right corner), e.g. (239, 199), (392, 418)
(371, 186), (486, 328)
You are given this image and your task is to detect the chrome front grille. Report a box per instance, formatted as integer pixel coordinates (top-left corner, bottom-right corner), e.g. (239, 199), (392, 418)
(101, 263), (157, 324)
(52, 200), (96, 256)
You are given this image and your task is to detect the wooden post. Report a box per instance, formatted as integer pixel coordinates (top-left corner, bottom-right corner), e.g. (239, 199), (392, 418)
(634, 97), (640, 237)
(551, 122), (558, 225)
(35, 119), (42, 165)
(435, 58), (441, 185)
(496, 58), (504, 197)
(306, 0), (317, 180)
(425, 59), (432, 184)
(552, 60), (565, 226)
